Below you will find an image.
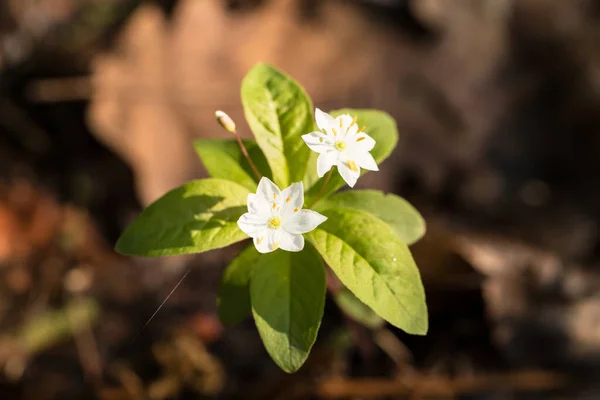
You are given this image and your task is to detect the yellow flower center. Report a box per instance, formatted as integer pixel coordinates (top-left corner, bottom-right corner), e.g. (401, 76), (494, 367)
(268, 217), (282, 229)
(335, 141), (347, 151)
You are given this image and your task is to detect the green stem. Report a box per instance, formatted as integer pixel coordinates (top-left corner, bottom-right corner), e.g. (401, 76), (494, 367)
(233, 130), (262, 181)
(309, 167), (334, 208)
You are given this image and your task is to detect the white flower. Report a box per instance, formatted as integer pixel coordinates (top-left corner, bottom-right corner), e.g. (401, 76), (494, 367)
(237, 177), (327, 253)
(302, 108), (378, 187)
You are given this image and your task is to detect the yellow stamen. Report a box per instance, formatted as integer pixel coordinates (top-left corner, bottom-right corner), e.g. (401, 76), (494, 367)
(347, 160), (359, 172)
(286, 196), (291, 203)
(293, 207), (299, 213)
(257, 236), (264, 244)
(339, 118), (343, 128)
(357, 126), (366, 133)
(272, 242), (279, 250)
(273, 193), (277, 200)
(356, 137), (365, 142)
(272, 203), (277, 209)
(351, 115), (358, 126)
(332, 127), (337, 135)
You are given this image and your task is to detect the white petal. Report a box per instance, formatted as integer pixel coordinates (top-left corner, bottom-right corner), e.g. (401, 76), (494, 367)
(280, 181), (304, 217)
(315, 108), (336, 132)
(253, 229), (281, 253)
(344, 123), (359, 138)
(278, 231), (304, 252)
(284, 210), (327, 234)
(247, 193), (270, 218)
(337, 160), (360, 187)
(253, 236), (270, 253)
(335, 114), (353, 130)
(302, 131), (333, 154)
(355, 151), (378, 171)
(317, 151), (338, 177)
(238, 213), (267, 237)
(349, 132), (376, 152)
(256, 177), (280, 203)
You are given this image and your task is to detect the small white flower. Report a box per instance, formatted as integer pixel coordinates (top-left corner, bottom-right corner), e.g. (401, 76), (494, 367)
(237, 177), (327, 253)
(302, 108), (378, 187)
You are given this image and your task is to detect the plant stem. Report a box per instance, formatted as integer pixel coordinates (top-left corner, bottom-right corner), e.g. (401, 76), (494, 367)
(233, 129), (262, 180)
(309, 167), (334, 207)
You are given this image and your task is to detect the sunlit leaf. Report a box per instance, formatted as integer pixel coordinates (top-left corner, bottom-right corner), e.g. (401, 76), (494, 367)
(307, 208), (428, 335)
(316, 190), (426, 245)
(250, 244), (325, 372)
(194, 139), (272, 192)
(241, 63), (314, 187)
(115, 179), (249, 256)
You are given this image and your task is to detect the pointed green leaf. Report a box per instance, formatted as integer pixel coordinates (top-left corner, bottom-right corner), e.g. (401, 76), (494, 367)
(241, 63), (314, 187)
(217, 245), (260, 326)
(115, 179), (249, 256)
(304, 109), (398, 202)
(250, 244), (326, 373)
(315, 190), (426, 245)
(194, 139), (272, 192)
(334, 288), (384, 329)
(307, 208), (428, 335)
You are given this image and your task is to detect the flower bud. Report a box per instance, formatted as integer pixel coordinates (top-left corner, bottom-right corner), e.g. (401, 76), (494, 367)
(215, 110), (236, 133)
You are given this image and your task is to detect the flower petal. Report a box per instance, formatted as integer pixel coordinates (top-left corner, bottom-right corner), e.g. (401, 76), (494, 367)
(253, 229), (281, 253)
(284, 210), (327, 234)
(317, 151), (338, 177)
(302, 131), (333, 154)
(337, 160), (360, 187)
(238, 213), (267, 237)
(278, 231), (304, 252)
(280, 181), (304, 217)
(253, 236), (270, 253)
(344, 123), (359, 139)
(349, 132), (376, 152)
(315, 108), (336, 132)
(336, 114), (353, 130)
(256, 177), (280, 203)
(355, 151), (379, 171)
(247, 193), (270, 219)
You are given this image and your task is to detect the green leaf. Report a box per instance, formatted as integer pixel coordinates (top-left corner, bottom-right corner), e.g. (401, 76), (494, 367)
(315, 190), (426, 245)
(241, 63), (314, 188)
(307, 208), (428, 335)
(194, 139), (272, 192)
(334, 288), (384, 329)
(250, 244), (326, 373)
(217, 245), (260, 326)
(304, 109), (399, 202)
(115, 179), (249, 256)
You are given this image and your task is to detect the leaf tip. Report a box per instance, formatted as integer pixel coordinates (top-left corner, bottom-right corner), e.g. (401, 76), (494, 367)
(114, 234), (130, 256)
(405, 312), (429, 336)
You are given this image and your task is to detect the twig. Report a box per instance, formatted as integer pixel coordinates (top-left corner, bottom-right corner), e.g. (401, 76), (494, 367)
(317, 370), (567, 398)
(132, 269), (192, 342)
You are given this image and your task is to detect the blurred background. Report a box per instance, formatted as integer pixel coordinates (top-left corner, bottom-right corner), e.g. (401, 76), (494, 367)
(1, 0), (600, 398)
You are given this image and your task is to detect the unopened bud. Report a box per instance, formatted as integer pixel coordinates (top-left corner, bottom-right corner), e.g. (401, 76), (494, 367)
(215, 110), (236, 133)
